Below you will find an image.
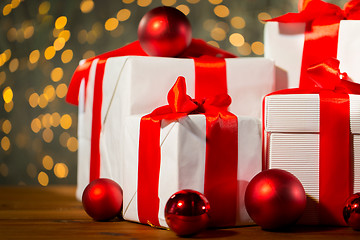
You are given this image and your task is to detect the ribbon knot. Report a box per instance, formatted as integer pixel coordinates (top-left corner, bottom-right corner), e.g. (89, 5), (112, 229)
(148, 76), (231, 120)
(307, 58), (360, 94)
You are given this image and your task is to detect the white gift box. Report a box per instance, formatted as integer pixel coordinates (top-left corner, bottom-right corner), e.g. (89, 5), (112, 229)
(122, 114), (262, 228)
(264, 21), (360, 89)
(263, 93), (360, 225)
(76, 56), (275, 200)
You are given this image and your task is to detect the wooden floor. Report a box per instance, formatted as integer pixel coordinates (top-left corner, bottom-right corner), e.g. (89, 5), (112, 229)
(0, 186), (359, 240)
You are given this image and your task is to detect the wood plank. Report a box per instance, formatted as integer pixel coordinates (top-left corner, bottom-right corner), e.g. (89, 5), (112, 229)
(0, 186), (359, 239)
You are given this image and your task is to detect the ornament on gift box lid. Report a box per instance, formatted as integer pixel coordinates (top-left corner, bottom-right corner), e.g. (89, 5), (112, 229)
(343, 193), (360, 231)
(245, 169), (306, 230)
(82, 178), (123, 221)
(165, 189), (210, 236)
(138, 6), (192, 57)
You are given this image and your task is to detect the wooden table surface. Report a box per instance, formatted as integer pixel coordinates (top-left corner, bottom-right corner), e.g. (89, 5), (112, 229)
(0, 186), (359, 240)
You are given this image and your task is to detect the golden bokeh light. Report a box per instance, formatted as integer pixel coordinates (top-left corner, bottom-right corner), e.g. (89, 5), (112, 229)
(51, 67), (63, 82)
(123, 0), (135, 3)
(3, 4), (12, 16)
(44, 46), (56, 60)
(229, 33), (245, 47)
(29, 50), (40, 64)
(231, 16), (246, 29)
(58, 30), (71, 42)
(117, 9), (131, 22)
(51, 112), (61, 127)
(251, 41), (264, 55)
(80, 0), (94, 13)
(42, 155), (54, 170)
(44, 85), (56, 102)
(31, 118), (42, 133)
(237, 42), (251, 56)
(1, 136), (10, 151)
(67, 137), (78, 152)
(210, 27), (226, 41)
(54, 163), (69, 178)
(29, 92), (39, 108)
(258, 12), (271, 23)
(7, 28), (17, 42)
(38, 171), (49, 186)
(59, 132), (70, 147)
(60, 114), (72, 129)
(24, 25), (34, 39)
(187, 0), (200, 3)
(11, 0), (21, 8)
(38, 94), (48, 108)
(3, 87), (13, 103)
(78, 29), (87, 44)
(0, 163), (9, 177)
(203, 19), (217, 31)
(61, 49), (73, 63)
(56, 83), (68, 98)
(137, 0), (152, 7)
(38, 1), (50, 15)
(9, 58), (19, 72)
(0, 72), (5, 85)
(54, 37), (66, 51)
(214, 5), (230, 18)
(55, 16), (67, 29)
(208, 0), (222, 4)
(42, 128), (54, 143)
(83, 50), (95, 59)
(2, 119), (12, 134)
(105, 18), (119, 31)
(162, 0), (176, 6)
(42, 113), (52, 128)
(4, 101), (14, 112)
(207, 40), (220, 48)
(176, 5), (190, 15)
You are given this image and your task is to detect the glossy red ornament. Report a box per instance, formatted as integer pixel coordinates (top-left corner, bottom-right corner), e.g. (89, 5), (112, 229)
(138, 6), (192, 57)
(343, 192), (360, 231)
(82, 178), (123, 221)
(245, 169), (307, 230)
(165, 189), (210, 236)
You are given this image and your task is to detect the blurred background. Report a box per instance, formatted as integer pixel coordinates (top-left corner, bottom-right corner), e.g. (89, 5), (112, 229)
(0, 0), (348, 186)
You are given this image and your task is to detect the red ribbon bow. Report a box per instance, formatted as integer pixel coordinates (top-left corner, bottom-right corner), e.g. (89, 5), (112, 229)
(138, 76), (238, 228)
(147, 76), (232, 120)
(268, 0), (360, 89)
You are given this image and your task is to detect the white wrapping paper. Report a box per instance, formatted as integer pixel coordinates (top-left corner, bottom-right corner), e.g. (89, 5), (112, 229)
(264, 21), (360, 90)
(76, 56), (275, 200)
(122, 114), (262, 227)
(264, 94), (360, 225)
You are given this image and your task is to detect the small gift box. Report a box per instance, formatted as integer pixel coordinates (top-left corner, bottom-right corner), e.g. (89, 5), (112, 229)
(67, 40), (274, 200)
(263, 58), (360, 225)
(264, 0), (360, 90)
(122, 77), (262, 228)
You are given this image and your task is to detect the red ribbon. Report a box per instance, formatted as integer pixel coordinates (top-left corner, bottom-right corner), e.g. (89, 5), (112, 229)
(138, 76), (238, 227)
(268, 0), (360, 89)
(66, 39), (236, 183)
(264, 58), (360, 225)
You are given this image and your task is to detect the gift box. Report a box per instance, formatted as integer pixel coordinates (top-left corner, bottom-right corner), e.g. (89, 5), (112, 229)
(122, 112), (262, 228)
(264, 0), (360, 90)
(74, 55), (274, 200)
(262, 57), (360, 226)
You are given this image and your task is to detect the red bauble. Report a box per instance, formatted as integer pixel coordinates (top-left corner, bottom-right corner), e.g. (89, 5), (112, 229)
(82, 178), (123, 221)
(165, 189), (210, 236)
(343, 192), (360, 231)
(138, 6), (192, 57)
(245, 169), (307, 230)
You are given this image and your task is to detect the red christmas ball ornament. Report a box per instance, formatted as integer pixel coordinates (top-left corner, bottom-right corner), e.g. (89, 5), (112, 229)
(82, 178), (123, 221)
(343, 192), (360, 231)
(245, 169), (307, 230)
(165, 189), (210, 236)
(138, 6), (192, 57)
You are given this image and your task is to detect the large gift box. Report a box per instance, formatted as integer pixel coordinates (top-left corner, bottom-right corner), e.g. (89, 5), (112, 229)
(264, 0), (360, 89)
(71, 48), (274, 200)
(263, 59), (360, 226)
(122, 77), (262, 228)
